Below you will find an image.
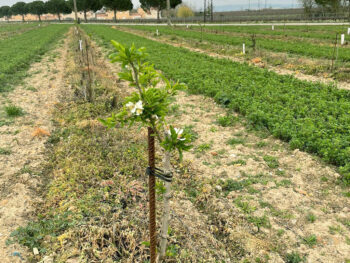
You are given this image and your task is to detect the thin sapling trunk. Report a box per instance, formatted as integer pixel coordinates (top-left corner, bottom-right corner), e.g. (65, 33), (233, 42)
(159, 150), (172, 261)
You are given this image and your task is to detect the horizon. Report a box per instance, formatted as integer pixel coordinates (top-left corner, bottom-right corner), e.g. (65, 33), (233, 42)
(0, 0), (300, 11)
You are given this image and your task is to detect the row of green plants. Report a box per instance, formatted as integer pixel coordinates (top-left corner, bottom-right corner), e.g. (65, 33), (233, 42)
(126, 25), (350, 61)
(0, 22), (38, 33)
(205, 25), (350, 41)
(84, 24), (350, 184)
(0, 24), (69, 92)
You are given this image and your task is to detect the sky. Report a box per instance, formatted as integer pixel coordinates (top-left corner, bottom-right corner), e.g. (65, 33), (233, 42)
(0, 0), (299, 11)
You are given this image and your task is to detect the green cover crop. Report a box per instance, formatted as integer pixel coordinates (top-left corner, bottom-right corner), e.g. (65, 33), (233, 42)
(83, 25), (350, 184)
(127, 25), (350, 62)
(0, 24), (70, 92)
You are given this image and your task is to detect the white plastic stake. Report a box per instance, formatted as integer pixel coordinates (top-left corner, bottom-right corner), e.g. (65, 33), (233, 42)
(156, 29), (159, 36)
(186, 24), (189, 29)
(341, 34), (345, 45)
(272, 25), (274, 31)
(243, 43), (246, 54)
(79, 40), (83, 51)
(348, 28), (350, 35)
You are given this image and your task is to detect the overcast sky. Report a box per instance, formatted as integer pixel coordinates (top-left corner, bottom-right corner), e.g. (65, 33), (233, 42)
(0, 0), (299, 11)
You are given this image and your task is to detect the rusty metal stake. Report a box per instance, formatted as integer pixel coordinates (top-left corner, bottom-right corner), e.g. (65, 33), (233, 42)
(148, 127), (156, 263)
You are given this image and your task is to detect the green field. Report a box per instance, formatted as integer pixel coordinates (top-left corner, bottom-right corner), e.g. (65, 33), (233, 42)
(85, 24), (350, 183)
(1, 22), (349, 263)
(0, 24), (69, 92)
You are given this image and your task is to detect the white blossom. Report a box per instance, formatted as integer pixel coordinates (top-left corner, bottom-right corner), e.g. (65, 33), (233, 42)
(131, 100), (143, 116)
(167, 127), (185, 141)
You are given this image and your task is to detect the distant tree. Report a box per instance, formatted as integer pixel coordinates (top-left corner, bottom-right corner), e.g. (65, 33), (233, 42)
(315, 0), (342, 14)
(0, 6), (12, 22)
(46, 0), (71, 21)
(298, 0), (315, 17)
(101, 0), (133, 22)
(11, 2), (28, 21)
(176, 4), (193, 18)
(140, 0), (182, 20)
(28, 1), (47, 21)
(69, 0), (102, 22)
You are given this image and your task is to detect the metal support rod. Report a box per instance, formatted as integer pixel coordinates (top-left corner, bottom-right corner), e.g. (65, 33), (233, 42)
(148, 127), (157, 263)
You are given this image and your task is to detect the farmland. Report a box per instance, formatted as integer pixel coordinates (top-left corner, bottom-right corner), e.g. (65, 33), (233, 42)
(120, 24), (350, 84)
(0, 22), (349, 263)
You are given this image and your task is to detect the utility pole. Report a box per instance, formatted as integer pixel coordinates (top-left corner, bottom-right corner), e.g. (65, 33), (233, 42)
(211, 0), (213, 22)
(204, 0), (206, 23)
(166, 0), (171, 26)
(73, 0), (78, 22)
(248, 0), (251, 10)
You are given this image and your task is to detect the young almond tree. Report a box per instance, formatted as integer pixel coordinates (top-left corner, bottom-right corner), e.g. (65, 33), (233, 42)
(100, 41), (192, 262)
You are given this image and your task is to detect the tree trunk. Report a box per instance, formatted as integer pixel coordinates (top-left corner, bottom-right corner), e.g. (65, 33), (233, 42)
(159, 150), (172, 261)
(114, 9), (117, 22)
(58, 13), (61, 22)
(166, 0), (171, 26)
(22, 14), (25, 22)
(38, 14), (41, 22)
(157, 6), (160, 22)
(84, 10), (87, 23)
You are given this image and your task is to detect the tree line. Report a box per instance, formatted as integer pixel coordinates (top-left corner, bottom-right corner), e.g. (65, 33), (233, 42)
(0, 0), (181, 23)
(299, 0), (350, 17)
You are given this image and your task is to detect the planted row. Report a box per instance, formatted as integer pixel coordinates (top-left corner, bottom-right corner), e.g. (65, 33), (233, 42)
(206, 25), (350, 41)
(126, 25), (350, 61)
(0, 24), (69, 92)
(84, 25), (350, 184)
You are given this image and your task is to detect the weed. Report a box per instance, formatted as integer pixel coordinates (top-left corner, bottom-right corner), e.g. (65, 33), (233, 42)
(26, 86), (38, 92)
(277, 229), (285, 237)
(227, 137), (245, 147)
(276, 169), (286, 176)
(229, 159), (247, 166)
(184, 125), (198, 142)
(263, 155), (279, 168)
(0, 147), (11, 155)
(216, 115), (237, 127)
(302, 234), (317, 247)
(5, 105), (24, 117)
(285, 252), (305, 263)
(339, 218), (350, 230)
(221, 179), (244, 193)
(195, 143), (211, 153)
(169, 104), (181, 116)
(276, 179), (292, 187)
(329, 225), (343, 235)
(247, 215), (270, 232)
(256, 141), (268, 148)
(320, 176), (328, 182)
(306, 213), (316, 223)
(166, 244), (180, 257)
(343, 191), (350, 198)
(7, 212), (74, 252)
(209, 126), (217, 132)
(235, 198), (256, 214)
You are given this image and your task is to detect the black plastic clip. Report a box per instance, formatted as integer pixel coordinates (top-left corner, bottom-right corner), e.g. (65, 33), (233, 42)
(146, 167), (173, 182)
